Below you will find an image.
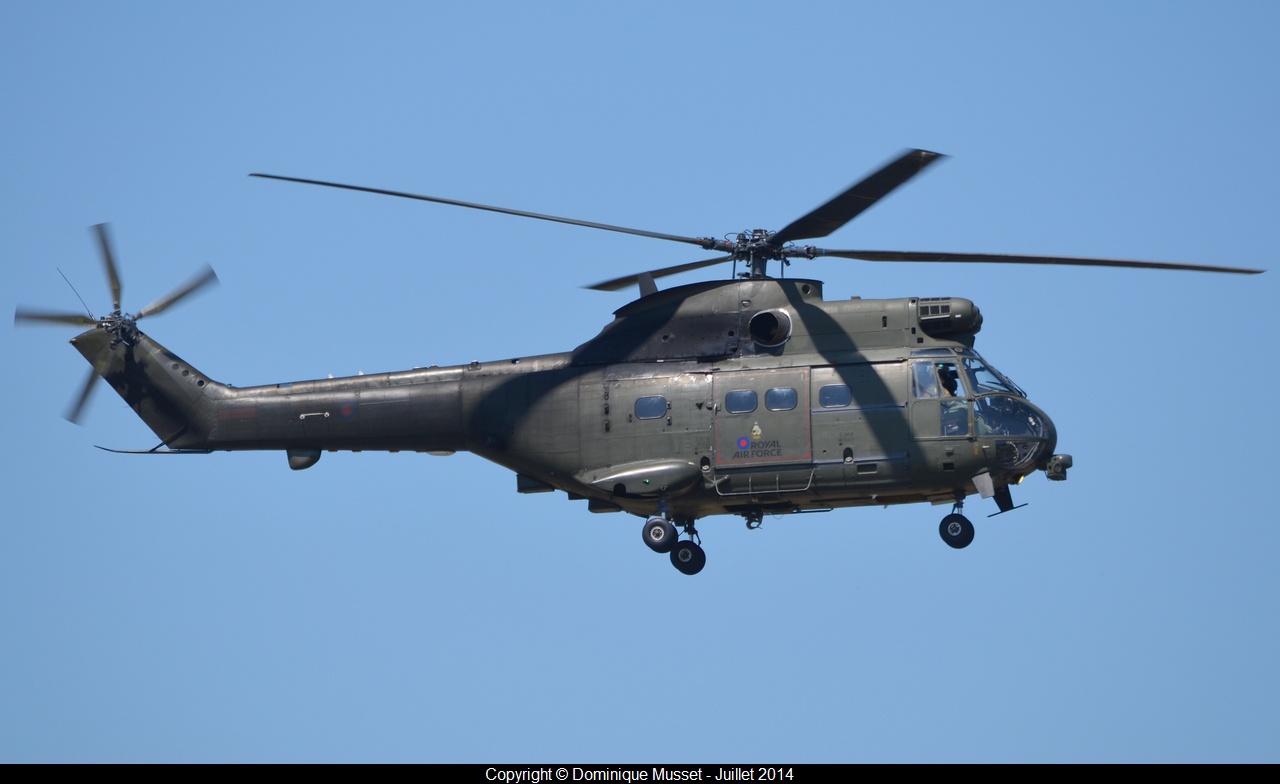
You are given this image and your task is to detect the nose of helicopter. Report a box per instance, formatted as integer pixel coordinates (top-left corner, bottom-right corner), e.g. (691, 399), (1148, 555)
(1028, 400), (1074, 481)
(974, 394), (1059, 476)
(1021, 397), (1074, 482)
(1031, 398), (1058, 463)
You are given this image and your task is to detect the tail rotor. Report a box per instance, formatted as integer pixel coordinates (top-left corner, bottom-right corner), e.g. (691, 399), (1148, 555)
(14, 223), (219, 423)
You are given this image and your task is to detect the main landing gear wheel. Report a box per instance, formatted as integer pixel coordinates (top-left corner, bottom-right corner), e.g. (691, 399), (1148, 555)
(642, 517), (678, 553)
(939, 513), (975, 549)
(669, 540), (707, 576)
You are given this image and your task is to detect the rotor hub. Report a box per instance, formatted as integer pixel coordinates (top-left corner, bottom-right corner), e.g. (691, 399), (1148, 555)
(100, 311), (141, 343)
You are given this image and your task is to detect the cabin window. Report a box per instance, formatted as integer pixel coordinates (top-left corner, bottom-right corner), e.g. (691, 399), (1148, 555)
(724, 390), (757, 414)
(818, 384), (852, 408)
(765, 388), (798, 411)
(634, 395), (668, 420)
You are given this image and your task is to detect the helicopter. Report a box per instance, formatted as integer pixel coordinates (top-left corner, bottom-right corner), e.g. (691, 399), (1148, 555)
(15, 149), (1264, 575)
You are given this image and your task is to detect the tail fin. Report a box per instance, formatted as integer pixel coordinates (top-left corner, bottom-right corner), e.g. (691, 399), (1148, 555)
(71, 328), (227, 449)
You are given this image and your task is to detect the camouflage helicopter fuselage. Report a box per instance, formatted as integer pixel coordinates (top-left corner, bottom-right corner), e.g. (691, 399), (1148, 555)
(73, 276), (1061, 527)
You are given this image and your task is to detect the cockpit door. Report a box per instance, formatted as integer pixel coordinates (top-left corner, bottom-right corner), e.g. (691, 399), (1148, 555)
(909, 359), (971, 439)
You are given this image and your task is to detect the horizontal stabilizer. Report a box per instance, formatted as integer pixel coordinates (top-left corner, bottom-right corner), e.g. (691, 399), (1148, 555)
(94, 445), (212, 455)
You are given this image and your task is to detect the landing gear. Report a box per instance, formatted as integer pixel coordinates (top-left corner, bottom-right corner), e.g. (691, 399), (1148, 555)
(642, 517), (678, 553)
(640, 513), (706, 574)
(939, 492), (974, 549)
(939, 513), (974, 549)
(669, 540), (706, 576)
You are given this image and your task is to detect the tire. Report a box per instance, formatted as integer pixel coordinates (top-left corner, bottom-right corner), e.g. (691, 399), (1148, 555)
(642, 517), (678, 553)
(669, 540), (707, 575)
(939, 513), (975, 549)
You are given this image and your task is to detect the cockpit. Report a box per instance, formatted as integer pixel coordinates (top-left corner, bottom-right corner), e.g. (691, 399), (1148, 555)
(910, 348), (1055, 473)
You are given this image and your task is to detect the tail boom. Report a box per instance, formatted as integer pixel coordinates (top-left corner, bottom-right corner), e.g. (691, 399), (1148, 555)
(72, 329), (468, 455)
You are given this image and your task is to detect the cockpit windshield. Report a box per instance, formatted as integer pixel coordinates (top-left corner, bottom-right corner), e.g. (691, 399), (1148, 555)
(911, 349), (1027, 398)
(957, 350), (1025, 397)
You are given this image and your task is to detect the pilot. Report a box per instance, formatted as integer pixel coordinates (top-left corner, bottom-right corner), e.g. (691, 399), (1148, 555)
(938, 364), (959, 397)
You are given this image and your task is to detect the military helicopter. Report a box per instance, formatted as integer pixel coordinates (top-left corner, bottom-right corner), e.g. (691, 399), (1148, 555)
(16, 149), (1263, 575)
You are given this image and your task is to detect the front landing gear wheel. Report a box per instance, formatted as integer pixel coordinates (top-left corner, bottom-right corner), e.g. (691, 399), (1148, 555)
(939, 513), (975, 549)
(642, 517), (678, 553)
(669, 540), (707, 575)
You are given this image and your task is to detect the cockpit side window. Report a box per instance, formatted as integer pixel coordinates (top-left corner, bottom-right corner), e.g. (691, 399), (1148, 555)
(913, 362), (939, 398)
(914, 361), (963, 398)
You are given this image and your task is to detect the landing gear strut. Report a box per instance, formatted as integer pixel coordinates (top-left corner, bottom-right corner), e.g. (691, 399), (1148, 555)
(939, 492), (975, 549)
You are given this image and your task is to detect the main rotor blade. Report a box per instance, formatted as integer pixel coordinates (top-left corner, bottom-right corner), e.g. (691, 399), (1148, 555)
(93, 224), (123, 312)
(588, 255), (735, 292)
(136, 264), (219, 319)
(806, 248), (1264, 275)
(64, 366), (99, 424)
(769, 149), (945, 247)
(251, 173), (714, 249)
(14, 308), (97, 327)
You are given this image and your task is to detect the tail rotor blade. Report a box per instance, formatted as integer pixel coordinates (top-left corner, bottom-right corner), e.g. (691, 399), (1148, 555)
(137, 264), (219, 320)
(93, 224), (123, 313)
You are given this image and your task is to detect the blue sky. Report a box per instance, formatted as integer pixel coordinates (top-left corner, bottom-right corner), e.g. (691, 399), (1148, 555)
(2, 1), (1277, 763)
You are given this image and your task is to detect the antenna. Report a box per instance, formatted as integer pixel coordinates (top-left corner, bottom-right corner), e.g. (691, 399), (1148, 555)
(57, 268), (95, 320)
